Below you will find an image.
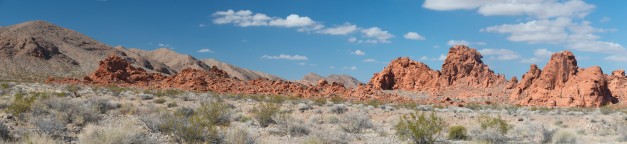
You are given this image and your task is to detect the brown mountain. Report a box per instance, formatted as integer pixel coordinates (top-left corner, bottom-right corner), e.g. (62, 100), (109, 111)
(0, 20), (168, 81)
(298, 73), (362, 88)
(201, 59), (282, 81)
(126, 47), (281, 81)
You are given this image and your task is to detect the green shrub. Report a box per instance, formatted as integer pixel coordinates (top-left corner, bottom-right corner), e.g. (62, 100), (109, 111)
(330, 96), (344, 104)
(159, 109), (223, 143)
(340, 111), (372, 133)
(0, 83), (8, 89)
(448, 125), (467, 140)
(367, 99), (382, 107)
(478, 115), (510, 134)
(6, 93), (36, 116)
(252, 103), (280, 127)
(395, 111), (447, 144)
(191, 101), (232, 127)
(153, 98), (166, 104)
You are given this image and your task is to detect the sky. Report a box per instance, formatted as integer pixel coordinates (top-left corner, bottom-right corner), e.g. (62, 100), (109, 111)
(1, 0), (626, 82)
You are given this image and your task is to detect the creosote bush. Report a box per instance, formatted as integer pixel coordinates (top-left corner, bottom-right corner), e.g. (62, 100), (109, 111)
(252, 103), (280, 127)
(6, 93), (36, 116)
(478, 114), (510, 134)
(448, 125), (467, 140)
(395, 111), (447, 144)
(340, 110), (373, 133)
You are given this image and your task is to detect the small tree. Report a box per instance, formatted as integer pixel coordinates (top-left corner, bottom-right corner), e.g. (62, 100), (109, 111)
(395, 111), (447, 144)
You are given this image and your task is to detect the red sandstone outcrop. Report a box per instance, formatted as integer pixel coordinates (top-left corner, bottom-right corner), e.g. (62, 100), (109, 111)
(83, 55), (164, 86)
(607, 69), (626, 104)
(505, 76), (518, 89)
(512, 51), (613, 107)
(368, 45), (506, 98)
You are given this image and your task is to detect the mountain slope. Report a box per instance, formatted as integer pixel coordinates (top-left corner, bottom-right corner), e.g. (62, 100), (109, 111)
(201, 59), (282, 81)
(299, 73), (362, 88)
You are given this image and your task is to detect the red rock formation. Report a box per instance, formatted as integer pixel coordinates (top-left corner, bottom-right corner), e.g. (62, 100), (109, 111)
(368, 45), (506, 98)
(83, 55), (163, 86)
(505, 76), (518, 89)
(607, 69), (626, 104)
(513, 51), (613, 107)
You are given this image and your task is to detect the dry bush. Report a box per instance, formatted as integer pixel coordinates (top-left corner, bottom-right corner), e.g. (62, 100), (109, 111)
(12, 134), (62, 144)
(510, 122), (555, 143)
(224, 126), (255, 144)
(551, 130), (577, 144)
(273, 114), (310, 136)
(340, 110), (373, 133)
(330, 104), (348, 114)
(470, 114), (510, 143)
(157, 107), (224, 143)
(78, 119), (158, 144)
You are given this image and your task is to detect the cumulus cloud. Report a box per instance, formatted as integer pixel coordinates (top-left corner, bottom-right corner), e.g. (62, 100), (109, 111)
(197, 48), (215, 53)
(404, 32), (426, 40)
(318, 23), (358, 35)
(438, 54), (447, 61)
(261, 54), (308, 60)
(214, 9), (394, 43)
(605, 55), (627, 62)
(351, 50), (366, 56)
(425, 0), (624, 54)
(363, 58), (377, 62)
(351, 27), (394, 44)
(534, 48), (553, 57)
(423, 0), (595, 19)
(342, 66), (357, 71)
(479, 48), (521, 60)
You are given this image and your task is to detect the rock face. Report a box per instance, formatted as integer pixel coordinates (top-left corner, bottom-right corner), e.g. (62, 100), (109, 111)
(82, 55), (165, 86)
(512, 51), (613, 107)
(607, 69), (626, 104)
(368, 45), (505, 96)
(299, 73), (362, 88)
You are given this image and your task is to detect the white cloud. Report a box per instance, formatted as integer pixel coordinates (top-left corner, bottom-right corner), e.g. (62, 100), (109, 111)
(352, 27), (394, 43)
(519, 57), (541, 64)
(534, 49), (553, 58)
(438, 54), (447, 61)
(404, 32), (426, 40)
(261, 54), (308, 60)
(318, 23), (358, 35)
(348, 37), (358, 43)
(600, 16), (611, 23)
(419, 56), (429, 61)
(342, 66), (357, 71)
(423, 0), (595, 19)
(269, 14), (315, 27)
(363, 58), (377, 62)
(213, 10), (272, 27)
(199, 24), (206, 27)
(157, 43), (173, 49)
(432, 0), (626, 54)
(447, 40), (470, 46)
(479, 48), (521, 60)
(351, 50), (366, 56)
(605, 55), (627, 62)
(197, 48), (215, 53)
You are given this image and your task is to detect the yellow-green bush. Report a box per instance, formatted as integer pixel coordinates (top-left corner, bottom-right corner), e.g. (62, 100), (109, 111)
(252, 103), (280, 127)
(395, 111), (447, 144)
(447, 125), (467, 140)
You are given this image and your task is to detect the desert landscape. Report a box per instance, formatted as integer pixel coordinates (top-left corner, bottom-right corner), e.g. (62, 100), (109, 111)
(1, 0), (627, 144)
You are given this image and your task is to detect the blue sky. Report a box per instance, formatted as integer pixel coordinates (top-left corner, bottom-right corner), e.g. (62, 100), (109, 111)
(1, 0), (626, 82)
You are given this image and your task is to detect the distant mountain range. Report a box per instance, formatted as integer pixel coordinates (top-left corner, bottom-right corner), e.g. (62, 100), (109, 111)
(0, 20), (359, 85)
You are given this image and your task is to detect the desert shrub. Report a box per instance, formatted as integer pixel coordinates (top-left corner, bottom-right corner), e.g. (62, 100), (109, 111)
(139, 94), (154, 100)
(87, 98), (120, 114)
(145, 89), (184, 97)
(309, 130), (351, 144)
(340, 110), (373, 133)
(78, 119), (158, 144)
(313, 98), (327, 106)
(367, 99), (382, 107)
(303, 136), (324, 144)
(225, 126), (255, 144)
(14, 134), (62, 144)
(448, 125), (467, 140)
(252, 103), (280, 127)
(330, 104), (348, 114)
(167, 102), (178, 108)
(153, 98), (166, 104)
(396, 102), (418, 110)
(470, 114), (510, 144)
(65, 85), (80, 93)
(0, 83), (8, 89)
(478, 114), (510, 134)
(0, 123), (10, 141)
(31, 116), (66, 138)
(330, 96), (344, 104)
(273, 114), (310, 136)
(159, 112), (222, 143)
(510, 122), (555, 143)
(6, 92), (36, 116)
(191, 101), (232, 127)
(551, 131), (577, 144)
(395, 111), (447, 144)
